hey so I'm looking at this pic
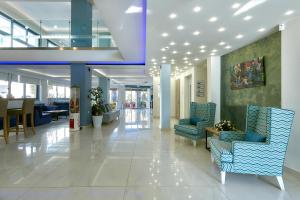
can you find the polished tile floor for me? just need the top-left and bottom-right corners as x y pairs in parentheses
(0, 109), (300, 200)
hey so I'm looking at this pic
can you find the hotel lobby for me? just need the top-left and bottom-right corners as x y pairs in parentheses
(0, 0), (300, 199)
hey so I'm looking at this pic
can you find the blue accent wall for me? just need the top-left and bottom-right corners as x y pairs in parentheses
(99, 77), (110, 104)
(71, 0), (92, 47)
(71, 64), (92, 126)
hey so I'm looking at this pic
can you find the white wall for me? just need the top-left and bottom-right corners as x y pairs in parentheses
(207, 56), (221, 122)
(281, 17), (300, 172)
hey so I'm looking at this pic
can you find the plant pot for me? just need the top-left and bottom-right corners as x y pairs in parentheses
(92, 115), (103, 128)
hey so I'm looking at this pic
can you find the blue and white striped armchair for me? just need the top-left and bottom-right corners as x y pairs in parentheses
(174, 102), (216, 146)
(209, 105), (295, 190)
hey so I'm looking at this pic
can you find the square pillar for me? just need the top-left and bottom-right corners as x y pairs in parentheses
(160, 64), (171, 129)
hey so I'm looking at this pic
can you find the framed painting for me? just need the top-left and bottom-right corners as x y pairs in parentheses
(231, 57), (265, 90)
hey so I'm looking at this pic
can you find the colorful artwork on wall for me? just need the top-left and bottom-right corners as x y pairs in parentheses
(231, 57), (265, 90)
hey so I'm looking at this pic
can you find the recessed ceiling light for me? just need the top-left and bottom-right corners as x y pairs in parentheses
(200, 49), (206, 53)
(211, 49), (218, 53)
(188, 63), (192, 66)
(162, 60), (166, 63)
(184, 61), (188, 64)
(53, 25), (58, 29)
(193, 31), (200, 35)
(161, 48), (166, 51)
(184, 42), (190, 46)
(199, 45), (206, 49)
(210, 52), (216, 56)
(177, 25), (185, 30)
(169, 42), (176, 46)
(225, 45), (232, 49)
(193, 6), (201, 13)
(209, 17), (218, 22)
(236, 34), (244, 39)
(183, 57), (188, 60)
(194, 58), (199, 61)
(243, 15), (253, 21)
(285, 10), (294, 16)
(218, 27), (226, 32)
(161, 32), (169, 37)
(219, 41), (226, 46)
(169, 13), (177, 19)
(172, 51), (177, 54)
(162, 56), (167, 59)
(258, 28), (266, 32)
(232, 3), (241, 9)
(151, 59), (156, 62)
(186, 51), (192, 55)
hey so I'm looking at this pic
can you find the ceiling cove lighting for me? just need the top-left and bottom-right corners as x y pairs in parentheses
(169, 13), (177, 19)
(218, 27), (226, 32)
(193, 6), (201, 13)
(125, 6), (143, 14)
(285, 10), (294, 16)
(258, 28), (266, 32)
(234, 0), (267, 16)
(236, 34), (244, 39)
(193, 31), (200, 35)
(243, 15), (253, 21)
(209, 17), (218, 22)
(177, 25), (185, 30)
(232, 3), (241, 9)
(161, 32), (169, 37)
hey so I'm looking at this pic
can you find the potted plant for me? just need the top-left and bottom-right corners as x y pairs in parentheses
(214, 120), (236, 131)
(89, 87), (104, 128)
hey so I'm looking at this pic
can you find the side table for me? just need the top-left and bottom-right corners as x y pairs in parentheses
(205, 127), (221, 151)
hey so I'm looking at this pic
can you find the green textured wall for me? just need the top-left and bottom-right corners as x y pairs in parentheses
(221, 31), (281, 130)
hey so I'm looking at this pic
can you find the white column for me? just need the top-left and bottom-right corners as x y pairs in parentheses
(160, 64), (171, 129)
(207, 56), (221, 122)
(41, 79), (48, 104)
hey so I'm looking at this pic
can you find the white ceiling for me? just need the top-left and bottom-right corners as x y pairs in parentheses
(147, 0), (300, 76)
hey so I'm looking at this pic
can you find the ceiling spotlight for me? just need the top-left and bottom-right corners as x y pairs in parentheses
(199, 45), (206, 49)
(184, 61), (188, 64)
(285, 10), (294, 16)
(162, 60), (166, 63)
(162, 56), (167, 59)
(161, 48), (166, 52)
(200, 49), (206, 53)
(232, 3), (241, 9)
(209, 17), (218, 22)
(225, 45), (232, 49)
(258, 28), (266, 32)
(188, 63), (193, 66)
(210, 52), (216, 56)
(151, 59), (156, 62)
(169, 13), (177, 19)
(161, 32), (169, 37)
(193, 6), (201, 12)
(172, 51), (178, 54)
(184, 42), (190, 46)
(236, 34), (244, 39)
(193, 31), (200, 35)
(183, 57), (188, 60)
(186, 51), (192, 55)
(218, 27), (226, 32)
(170, 41), (176, 46)
(177, 25), (184, 30)
(211, 49), (218, 53)
(243, 15), (253, 21)
(219, 41), (226, 46)
(194, 58), (199, 61)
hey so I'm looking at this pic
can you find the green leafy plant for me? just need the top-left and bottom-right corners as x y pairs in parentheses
(215, 120), (235, 131)
(88, 87), (104, 116)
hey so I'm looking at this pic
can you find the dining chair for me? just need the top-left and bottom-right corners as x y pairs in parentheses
(0, 99), (8, 144)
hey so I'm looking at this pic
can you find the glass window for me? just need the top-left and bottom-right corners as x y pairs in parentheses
(48, 85), (57, 98)
(47, 41), (57, 47)
(0, 15), (11, 34)
(0, 34), (11, 47)
(11, 82), (24, 98)
(57, 86), (65, 98)
(0, 80), (9, 98)
(28, 32), (39, 47)
(13, 40), (27, 47)
(65, 87), (70, 98)
(25, 84), (37, 98)
(13, 23), (26, 41)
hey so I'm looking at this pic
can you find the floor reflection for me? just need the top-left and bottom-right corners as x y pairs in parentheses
(124, 109), (152, 129)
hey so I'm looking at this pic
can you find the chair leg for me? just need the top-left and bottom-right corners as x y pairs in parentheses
(31, 114), (35, 135)
(192, 140), (197, 147)
(22, 114), (27, 137)
(221, 171), (226, 184)
(276, 176), (285, 191)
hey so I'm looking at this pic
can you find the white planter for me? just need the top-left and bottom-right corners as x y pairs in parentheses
(92, 115), (103, 128)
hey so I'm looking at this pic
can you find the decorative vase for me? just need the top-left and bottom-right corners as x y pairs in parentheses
(92, 115), (103, 128)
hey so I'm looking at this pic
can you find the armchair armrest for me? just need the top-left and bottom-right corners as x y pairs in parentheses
(178, 118), (190, 125)
(220, 131), (245, 142)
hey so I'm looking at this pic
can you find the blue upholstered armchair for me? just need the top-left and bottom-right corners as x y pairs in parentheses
(174, 102), (216, 146)
(210, 105), (295, 190)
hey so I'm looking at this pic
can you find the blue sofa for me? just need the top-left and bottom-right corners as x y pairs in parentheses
(210, 105), (295, 190)
(174, 102), (216, 146)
